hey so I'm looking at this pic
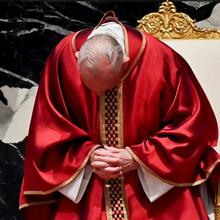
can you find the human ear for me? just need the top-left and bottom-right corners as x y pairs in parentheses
(123, 56), (130, 64)
(75, 51), (79, 58)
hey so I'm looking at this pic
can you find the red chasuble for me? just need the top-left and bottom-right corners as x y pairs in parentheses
(19, 12), (220, 220)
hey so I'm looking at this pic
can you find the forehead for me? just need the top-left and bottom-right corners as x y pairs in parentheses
(79, 64), (120, 93)
(80, 64), (113, 81)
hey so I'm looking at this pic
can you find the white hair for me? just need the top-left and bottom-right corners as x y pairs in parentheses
(77, 35), (124, 75)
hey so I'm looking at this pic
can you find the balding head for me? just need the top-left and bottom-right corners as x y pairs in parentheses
(76, 35), (129, 95)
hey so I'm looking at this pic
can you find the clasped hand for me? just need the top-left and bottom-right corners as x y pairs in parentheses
(90, 145), (139, 180)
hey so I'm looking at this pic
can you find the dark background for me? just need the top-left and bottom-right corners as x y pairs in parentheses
(0, 1), (219, 219)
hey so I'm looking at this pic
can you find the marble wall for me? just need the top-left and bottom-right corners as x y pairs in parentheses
(0, 1), (220, 219)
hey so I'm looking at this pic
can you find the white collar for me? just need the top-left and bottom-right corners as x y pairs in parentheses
(87, 22), (125, 54)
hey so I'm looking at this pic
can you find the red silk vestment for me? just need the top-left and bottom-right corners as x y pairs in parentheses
(19, 12), (220, 220)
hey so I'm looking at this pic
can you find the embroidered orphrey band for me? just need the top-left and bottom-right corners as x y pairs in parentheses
(100, 86), (128, 220)
(215, 180), (220, 220)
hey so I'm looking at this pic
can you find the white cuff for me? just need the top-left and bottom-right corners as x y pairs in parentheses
(215, 145), (220, 154)
(138, 167), (173, 202)
(58, 164), (92, 203)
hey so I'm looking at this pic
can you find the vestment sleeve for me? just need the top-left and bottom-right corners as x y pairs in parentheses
(58, 165), (92, 203)
(137, 166), (173, 202)
(22, 35), (100, 195)
(127, 53), (220, 186)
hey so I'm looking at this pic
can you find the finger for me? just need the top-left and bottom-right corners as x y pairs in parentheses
(99, 167), (122, 174)
(93, 155), (121, 165)
(94, 169), (120, 178)
(91, 161), (110, 169)
(93, 148), (113, 157)
(94, 151), (117, 158)
(94, 170), (123, 180)
(104, 145), (121, 153)
(93, 148), (107, 154)
(90, 151), (95, 163)
(94, 166), (121, 173)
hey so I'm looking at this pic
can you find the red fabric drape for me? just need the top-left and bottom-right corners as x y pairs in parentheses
(20, 12), (220, 220)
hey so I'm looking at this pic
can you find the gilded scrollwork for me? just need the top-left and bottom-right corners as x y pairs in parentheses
(137, 0), (220, 39)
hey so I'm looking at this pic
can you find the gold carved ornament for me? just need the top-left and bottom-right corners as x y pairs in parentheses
(137, 0), (220, 39)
